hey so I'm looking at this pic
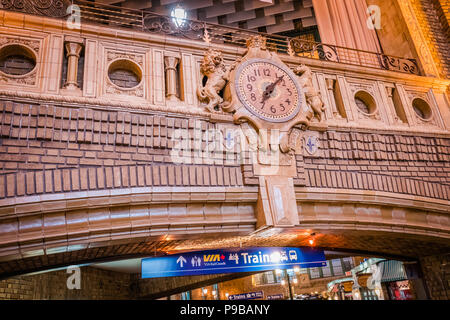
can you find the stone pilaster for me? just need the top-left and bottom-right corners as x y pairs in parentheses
(164, 55), (180, 102)
(63, 36), (84, 90)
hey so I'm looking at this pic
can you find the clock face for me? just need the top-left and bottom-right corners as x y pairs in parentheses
(235, 58), (302, 123)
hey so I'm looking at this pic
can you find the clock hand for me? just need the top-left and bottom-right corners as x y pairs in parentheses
(261, 75), (284, 103)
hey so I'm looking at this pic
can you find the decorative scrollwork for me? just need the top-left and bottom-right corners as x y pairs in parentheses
(378, 54), (419, 75)
(0, 0), (68, 17)
(289, 38), (339, 63)
(143, 14), (206, 40)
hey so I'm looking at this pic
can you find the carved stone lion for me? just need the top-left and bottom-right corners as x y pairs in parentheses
(293, 64), (325, 122)
(197, 49), (234, 112)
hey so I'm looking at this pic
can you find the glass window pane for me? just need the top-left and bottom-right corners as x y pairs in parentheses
(299, 268), (308, 274)
(287, 269), (295, 278)
(332, 259), (343, 275)
(322, 261), (332, 277)
(342, 258), (353, 272)
(310, 267), (321, 279)
(254, 274), (262, 285)
(266, 271), (275, 284)
(275, 270), (284, 283)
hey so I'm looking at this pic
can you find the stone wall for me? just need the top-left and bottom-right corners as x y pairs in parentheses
(0, 99), (244, 200)
(0, 266), (132, 300)
(420, 253), (450, 300)
(1, 99), (448, 201)
(366, 0), (416, 59)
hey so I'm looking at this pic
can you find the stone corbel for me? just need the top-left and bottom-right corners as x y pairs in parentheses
(255, 176), (300, 229)
(63, 36), (84, 91)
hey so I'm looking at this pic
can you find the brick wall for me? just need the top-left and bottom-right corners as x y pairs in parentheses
(1, 99), (448, 201)
(438, 0), (450, 24)
(420, 253), (450, 300)
(0, 275), (34, 299)
(0, 266), (132, 300)
(303, 131), (450, 200)
(410, 0), (450, 79)
(108, 69), (140, 89)
(0, 55), (35, 76)
(0, 99), (244, 199)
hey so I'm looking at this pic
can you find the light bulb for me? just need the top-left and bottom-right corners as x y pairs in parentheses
(171, 5), (187, 27)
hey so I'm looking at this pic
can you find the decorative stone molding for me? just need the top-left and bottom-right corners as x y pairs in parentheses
(395, 0), (440, 77)
(0, 38), (40, 87)
(104, 51), (145, 98)
(405, 89), (440, 126)
(348, 83), (381, 121)
(0, 0), (70, 17)
(0, 89), (211, 117)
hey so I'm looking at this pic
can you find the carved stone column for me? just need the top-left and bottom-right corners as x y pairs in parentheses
(164, 55), (180, 102)
(325, 78), (342, 119)
(64, 36), (84, 90)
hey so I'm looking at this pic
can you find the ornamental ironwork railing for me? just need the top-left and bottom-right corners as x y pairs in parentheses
(0, 0), (420, 75)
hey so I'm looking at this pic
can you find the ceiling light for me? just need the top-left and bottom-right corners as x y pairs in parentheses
(171, 4), (187, 28)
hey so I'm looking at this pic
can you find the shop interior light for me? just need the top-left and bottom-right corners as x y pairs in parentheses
(293, 266), (300, 273)
(202, 288), (208, 295)
(275, 269), (282, 274)
(308, 239), (315, 245)
(281, 279), (286, 285)
(293, 278), (298, 284)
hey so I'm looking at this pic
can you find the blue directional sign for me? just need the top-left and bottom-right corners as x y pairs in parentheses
(141, 247), (326, 279)
(228, 291), (264, 300)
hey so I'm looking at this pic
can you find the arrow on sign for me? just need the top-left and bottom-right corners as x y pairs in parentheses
(177, 256), (187, 268)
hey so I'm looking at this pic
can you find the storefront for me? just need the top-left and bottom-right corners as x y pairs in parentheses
(328, 259), (415, 300)
(380, 260), (414, 300)
(327, 278), (354, 300)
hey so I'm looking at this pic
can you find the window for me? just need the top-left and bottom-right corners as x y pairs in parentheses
(309, 267), (321, 279)
(286, 268), (295, 279)
(412, 98), (432, 120)
(0, 44), (36, 76)
(354, 90), (377, 115)
(322, 261), (332, 277)
(342, 257), (354, 273)
(107, 59), (142, 89)
(355, 97), (370, 114)
(332, 259), (344, 276)
(181, 291), (191, 300)
(265, 271), (276, 284)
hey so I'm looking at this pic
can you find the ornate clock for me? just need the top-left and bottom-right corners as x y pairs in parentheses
(234, 58), (302, 123)
(197, 35), (324, 154)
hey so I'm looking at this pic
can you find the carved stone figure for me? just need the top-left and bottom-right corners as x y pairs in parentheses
(197, 49), (234, 112)
(293, 64), (325, 122)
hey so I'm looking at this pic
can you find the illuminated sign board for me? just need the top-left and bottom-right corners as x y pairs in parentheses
(141, 247), (326, 279)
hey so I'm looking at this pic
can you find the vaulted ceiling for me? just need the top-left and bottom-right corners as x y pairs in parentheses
(95, 0), (317, 34)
